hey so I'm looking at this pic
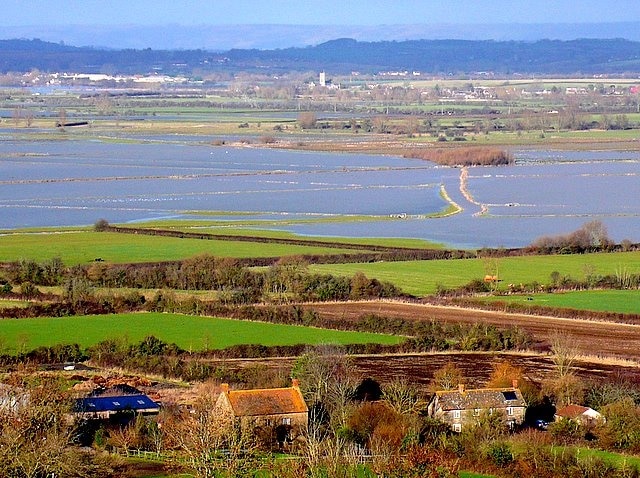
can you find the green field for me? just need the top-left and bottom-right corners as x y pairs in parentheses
(0, 299), (29, 309)
(0, 230), (369, 264)
(554, 447), (640, 470)
(0, 313), (403, 354)
(117, 224), (443, 249)
(481, 290), (640, 314)
(311, 252), (640, 297)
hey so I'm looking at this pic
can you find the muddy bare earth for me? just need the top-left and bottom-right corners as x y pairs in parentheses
(197, 351), (639, 391)
(303, 301), (640, 361)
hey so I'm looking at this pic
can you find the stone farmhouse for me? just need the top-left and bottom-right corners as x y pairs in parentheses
(215, 379), (308, 446)
(428, 380), (527, 432)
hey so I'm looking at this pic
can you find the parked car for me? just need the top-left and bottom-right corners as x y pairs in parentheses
(535, 419), (549, 430)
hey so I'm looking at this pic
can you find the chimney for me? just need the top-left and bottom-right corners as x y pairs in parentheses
(221, 383), (229, 393)
(458, 383), (465, 393)
(292, 378), (300, 388)
(512, 379), (519, 389)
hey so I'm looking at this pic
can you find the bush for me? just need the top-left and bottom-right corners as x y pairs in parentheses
(20, 281), (40, 299)
(94, 218), (110, 231)
(548, 418), (585, 444)
(486, 441), (513, 467)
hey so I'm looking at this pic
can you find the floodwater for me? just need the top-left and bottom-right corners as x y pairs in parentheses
(1, 133), (639, 248)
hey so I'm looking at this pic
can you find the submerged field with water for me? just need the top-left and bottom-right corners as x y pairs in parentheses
(1, 132), (639, 248)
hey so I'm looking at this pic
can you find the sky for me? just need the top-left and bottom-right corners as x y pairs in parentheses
(3, 0), (640, 26)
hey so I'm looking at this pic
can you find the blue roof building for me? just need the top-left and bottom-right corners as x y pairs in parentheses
(75, 393), (160, 419)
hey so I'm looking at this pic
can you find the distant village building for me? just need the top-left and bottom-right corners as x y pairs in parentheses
(215, 380), (308, 446)
(319, 71), (326, 87)
(428, 380), (527, 432)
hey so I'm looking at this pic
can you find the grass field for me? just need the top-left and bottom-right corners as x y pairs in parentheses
(480, 290), (640, 314)
(311, 251), (640, 297)
(0, 230), (370, 264)
(118, 223), (444, 249)
(555, 447), (640, 470)
(0, 312), (403, 354)
(0, 299), (29, 309)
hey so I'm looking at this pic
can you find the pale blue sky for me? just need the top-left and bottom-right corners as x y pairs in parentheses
(3, 0), (640, 26)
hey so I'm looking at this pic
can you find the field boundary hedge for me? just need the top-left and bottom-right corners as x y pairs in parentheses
(428, 296), (640, 325)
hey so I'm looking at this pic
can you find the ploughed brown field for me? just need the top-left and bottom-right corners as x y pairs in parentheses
(304, 301), (640, 362)
(198, 352), (639, 390)
(192, 300), (640, 390)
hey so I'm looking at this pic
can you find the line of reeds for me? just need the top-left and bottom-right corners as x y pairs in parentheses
(405, 147), (514, 166)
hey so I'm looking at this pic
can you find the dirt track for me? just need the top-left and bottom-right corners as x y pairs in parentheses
(303, 301), (640, 362)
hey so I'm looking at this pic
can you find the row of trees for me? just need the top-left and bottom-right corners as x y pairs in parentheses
(1, 255), (400, 304)
(531, 220), (615, 254)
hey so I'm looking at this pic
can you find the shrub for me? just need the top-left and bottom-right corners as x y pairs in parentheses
(548, 417), (585, 444)
(486, 441), (513, 467)
(20, 281), (40, 299)
(94, 218), (110, 231)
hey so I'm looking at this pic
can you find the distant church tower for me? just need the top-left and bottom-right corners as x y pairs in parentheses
(319, 71), (326, 87)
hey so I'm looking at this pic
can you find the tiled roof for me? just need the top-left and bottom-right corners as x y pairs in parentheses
(226, 387), (308, 417)
(435, 387), (526, 410)
(555, 404), (591, 419)
(75, 394), (160, 413)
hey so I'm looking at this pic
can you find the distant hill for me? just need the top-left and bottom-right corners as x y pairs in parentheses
(2, 37), (640, 75)
(226, 38), (640, 75)
(4, 22), (640, 50)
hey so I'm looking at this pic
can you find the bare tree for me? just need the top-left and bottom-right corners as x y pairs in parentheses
(382, 379), (428, 416)
(550, 331), (579, 378)
(291, 346), (358, 430)
(165, 393), (257, 478)
(430, 362), (464, 391)
(0, 382), (112, 477)
(57, 108), (67, 130)
(297, 111), (317, 129)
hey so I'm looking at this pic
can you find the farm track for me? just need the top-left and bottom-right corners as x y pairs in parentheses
(302, 300), (640, 361)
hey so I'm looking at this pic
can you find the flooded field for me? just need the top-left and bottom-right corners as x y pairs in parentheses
(1, 133), (639, 248)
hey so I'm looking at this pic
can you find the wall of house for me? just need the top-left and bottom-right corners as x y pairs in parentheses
(431, 402), (526, 431)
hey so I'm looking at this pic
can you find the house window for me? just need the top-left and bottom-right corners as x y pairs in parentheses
(453, 423), (462, 433)
(507, 407), (514, 416)
(282, 417), (291, 425)
(453, 410), (461, 419)
(473, 408), (480, 417)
